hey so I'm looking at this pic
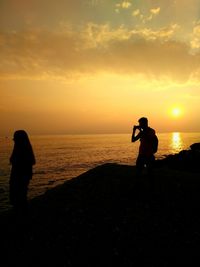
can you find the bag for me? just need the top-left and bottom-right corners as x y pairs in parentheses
(152, 134), (158, 154)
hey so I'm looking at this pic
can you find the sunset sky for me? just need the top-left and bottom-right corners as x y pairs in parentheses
(1, 0), (200, 135)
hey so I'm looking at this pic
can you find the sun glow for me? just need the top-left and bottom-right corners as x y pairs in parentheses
(171, 107), (182, 118)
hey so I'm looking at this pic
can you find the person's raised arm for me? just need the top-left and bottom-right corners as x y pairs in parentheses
(131, 126), (141, 142)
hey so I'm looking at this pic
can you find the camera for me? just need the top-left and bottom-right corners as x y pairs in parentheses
(134, 125), (141, 130)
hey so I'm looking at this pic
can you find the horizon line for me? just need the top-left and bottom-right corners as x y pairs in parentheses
(1, 131), (200, 137)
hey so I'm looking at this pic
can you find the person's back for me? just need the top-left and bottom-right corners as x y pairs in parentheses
(139, 126), (156, 157)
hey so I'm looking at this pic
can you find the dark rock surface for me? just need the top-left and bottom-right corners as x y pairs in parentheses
(156, 142), (200, 172)
(1, 155), (200, 266)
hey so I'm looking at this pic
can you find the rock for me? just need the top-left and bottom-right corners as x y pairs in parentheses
(190, 143), (200, 151)
(156, 143), (200, 171)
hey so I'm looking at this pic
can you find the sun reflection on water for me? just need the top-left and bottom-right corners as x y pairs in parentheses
(171, 132), (183, 153)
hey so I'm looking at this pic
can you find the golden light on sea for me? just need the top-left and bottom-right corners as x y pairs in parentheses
(171, 132), (183, 152)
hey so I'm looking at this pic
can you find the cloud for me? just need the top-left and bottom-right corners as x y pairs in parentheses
(150, 7), (160, 15)
(121, 1), (132, 9)
(132, 9), (140, 17)
(132, 6), (161, 23)
(79, 23), (180, 47)
(0, 23), (199, 82)
(190, 24), (200, 50)
(116, 1), (132, 10)
(134, 24), (180, 41)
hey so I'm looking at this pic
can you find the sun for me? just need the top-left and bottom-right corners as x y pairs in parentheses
(171, 107), (182, 118)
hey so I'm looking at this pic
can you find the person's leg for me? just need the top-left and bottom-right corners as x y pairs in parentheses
(19, 179), (30, 213)
(136, 155), (145, 176)
(9, 179), (17, 206)
(146, 155), (155, 190)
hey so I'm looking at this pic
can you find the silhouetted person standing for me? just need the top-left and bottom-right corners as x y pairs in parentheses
(9, 130), (36, 213)
(132, 117), (158, 179)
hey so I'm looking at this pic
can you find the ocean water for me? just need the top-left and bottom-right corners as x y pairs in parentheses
(0, 132), (200, 212)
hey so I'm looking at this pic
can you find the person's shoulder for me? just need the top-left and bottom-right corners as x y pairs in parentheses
(148, 127), (156, 135)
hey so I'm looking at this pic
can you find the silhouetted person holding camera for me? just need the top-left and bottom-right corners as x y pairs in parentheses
(132, 117), (158, 180)
(9, 130), (36, 213)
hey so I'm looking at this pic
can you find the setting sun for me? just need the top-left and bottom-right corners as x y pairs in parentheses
(171, 107), (182, 118)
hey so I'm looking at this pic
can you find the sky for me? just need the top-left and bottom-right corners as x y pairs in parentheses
(1, 0), (200, 135)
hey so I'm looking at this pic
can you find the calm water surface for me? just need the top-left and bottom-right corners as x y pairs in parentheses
(0, 132), (200, 212)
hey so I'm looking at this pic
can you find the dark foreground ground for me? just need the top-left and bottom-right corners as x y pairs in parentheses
(1, 163), (200, 266)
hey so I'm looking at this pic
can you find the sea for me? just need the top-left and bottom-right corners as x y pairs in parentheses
(0, 132), (200, 212)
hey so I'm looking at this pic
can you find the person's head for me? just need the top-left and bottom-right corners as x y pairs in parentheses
(138, 117), (148, 129)
(13, 130), (31, 146)
(11, 130), (35, 164)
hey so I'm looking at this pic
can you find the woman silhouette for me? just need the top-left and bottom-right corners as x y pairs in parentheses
(9, 130), (36, 212)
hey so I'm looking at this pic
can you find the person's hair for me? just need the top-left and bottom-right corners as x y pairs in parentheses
(10, 130), (36, 165)
(138, 117), (148, 124)
(13, 130), (31, 145)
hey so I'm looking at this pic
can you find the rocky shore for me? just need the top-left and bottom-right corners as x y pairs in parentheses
(156, 142), (200, 172)
(1, 144), (200, 266)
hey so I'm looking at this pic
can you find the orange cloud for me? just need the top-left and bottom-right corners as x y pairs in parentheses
(116, 1), (132, 9)
(150, 7), (161, 15)
(0, 24), (199, 82)
(191, 24), (200, 50)
(132, 9), (140, 16)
